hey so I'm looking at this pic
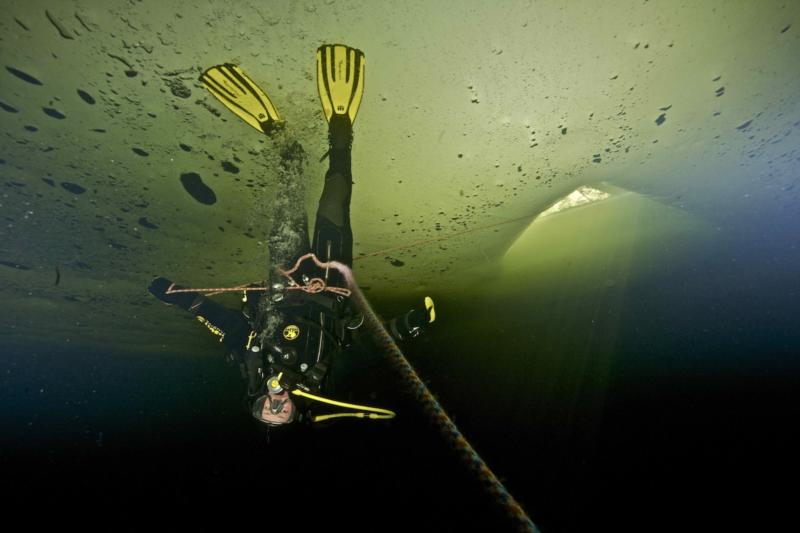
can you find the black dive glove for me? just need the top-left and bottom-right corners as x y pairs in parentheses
(148, 277), (200, 310)
(388, 296), (436, 340)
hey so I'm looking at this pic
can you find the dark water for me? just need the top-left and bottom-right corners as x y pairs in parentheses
(403, 221), (800, 531)
(1, 342), (513, 530)
(2, 227), (798, 532)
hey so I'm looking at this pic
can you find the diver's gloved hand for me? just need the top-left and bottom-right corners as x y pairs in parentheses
(388, 296), (436, 341)
(423, 296), (436, 324)
(406, 296), (436, 331)
(148, 277), (198, 309)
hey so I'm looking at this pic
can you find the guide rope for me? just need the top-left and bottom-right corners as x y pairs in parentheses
(295, 253), (539, 532)
(164, 253), (538, 531)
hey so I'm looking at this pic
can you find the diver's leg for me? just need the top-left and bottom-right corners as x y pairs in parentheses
(312, 114), (354, 274)
(308, 115), (355, 373)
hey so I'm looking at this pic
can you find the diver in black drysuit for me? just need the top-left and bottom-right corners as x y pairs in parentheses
(148, 115), (433, 426)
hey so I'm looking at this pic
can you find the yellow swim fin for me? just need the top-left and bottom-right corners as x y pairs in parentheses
(199, 63), (283, 135)
(316, 44), (365, 125)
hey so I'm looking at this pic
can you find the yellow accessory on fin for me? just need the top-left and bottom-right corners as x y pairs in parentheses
(316, 44), (365, 124)
(199, 63), (283, 135)
(425, 296), (436, 323)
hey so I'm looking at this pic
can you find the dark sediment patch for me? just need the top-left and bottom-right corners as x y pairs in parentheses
(561, 127), (567, 135)
(179, 143), (192, 152)
(659, 105), (672, 111)
(0, 260), (31, 270)
(77, 89), (95, 104)
(43, 107), (66, 119)
(60, 182), (86, 194)
(387, 257), (405, 267)
(42, 178), (55, 186)
(108, 239), (127, 250)
(132, 147), (149, 157)
(24, 125), (38, 132)
(75, 13), (93, 32)
(125, 69), (139, 78)
(180, 172), (217, 205)
(45, 10), (75, 40)
(108, 53), (133, 68)
(736, 120), (753, 131)
(221, 161), (240, 174)
(6, 66), (42, 85)
(0, 100), (18, 113)
(91, 128), (106, 133)
(165, 78), (191, 98)
(655, 113), (666, 126)
(138, 217), (159, 229)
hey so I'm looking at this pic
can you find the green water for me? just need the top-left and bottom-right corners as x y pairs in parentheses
(1, 1), (799, 531)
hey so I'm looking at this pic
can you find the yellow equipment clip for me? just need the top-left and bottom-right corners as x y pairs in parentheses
(196, 315), (225, 342)
(245, 330), (257, 350)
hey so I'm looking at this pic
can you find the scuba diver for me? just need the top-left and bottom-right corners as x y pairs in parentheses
(148, 44), (435, 427)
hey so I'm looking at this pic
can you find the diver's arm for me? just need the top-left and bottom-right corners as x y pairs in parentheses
(148, 277), (253, 352)
(148, 276), (201, 309)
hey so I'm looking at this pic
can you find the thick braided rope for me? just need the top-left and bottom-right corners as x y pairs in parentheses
(309, 257), (539, 532)
(166, 252), (538, 529)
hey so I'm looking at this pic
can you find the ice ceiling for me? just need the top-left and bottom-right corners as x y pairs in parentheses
(1, 0), (798, 349)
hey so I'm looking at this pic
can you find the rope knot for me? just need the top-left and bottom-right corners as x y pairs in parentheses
(303, 278), (325, 293)
(277, 253), (352, 298)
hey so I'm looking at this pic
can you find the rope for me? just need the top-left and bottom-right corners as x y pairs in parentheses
(277, 253), (352, 297)
(296, 254), (539, 532)
(163, 212), (538, 297)
(353, 211), (537, 261)
(162, 253), (538, 530)
(165, 210), (538, 298)
(162, 253), (353, 298)
(165, 283), (269, 297)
